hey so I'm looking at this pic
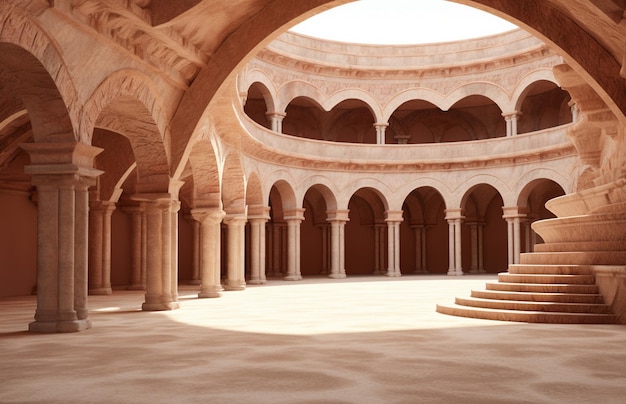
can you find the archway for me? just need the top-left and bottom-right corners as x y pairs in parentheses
(346, 188), (387, 275)
(462, 184), (507, 273)
(401, 187), (448, 274)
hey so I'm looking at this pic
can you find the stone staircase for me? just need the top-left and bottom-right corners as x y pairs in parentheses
(436, 245), (621, 324)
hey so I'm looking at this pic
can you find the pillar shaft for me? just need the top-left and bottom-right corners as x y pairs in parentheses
(23, 142), (102, 333)
(248, 206), (271, 285)
(327, 210), (349, 279)
(88, 201), (115, 294)
(385, 210), (403, 277)
(224, 214), (247, 291)
(135, 196), (180, 311)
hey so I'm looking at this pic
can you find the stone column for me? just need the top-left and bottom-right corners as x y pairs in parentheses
(374, 123), (388, 144)
(503, 207), (526, 266)
(284, 208), (305, 281)
(319, 223), (330, 275)
(445, 209), (464, 276)
(266, 112), (286, 133)
(223, 214), (247, 291)
(88, 200), (115, 295)
(248, 205), (271, 285)
(478, 222), (485, 273)
(124, 206), (145, 290)
(411, 225), (428, 273)
(327, 210), (349, 279)
(132, 195), (180, 311)
(502, 112), (520, 136)
(385, 210), (403, 277)
(191, 208), (225, 298)
(187, 215), (201, 285)
(468, 222), (479, 273)
(373, 223), (386, 274)
(23, 142), (103, 333)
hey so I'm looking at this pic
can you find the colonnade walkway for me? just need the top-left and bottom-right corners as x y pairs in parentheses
(2, 275), (626, 403)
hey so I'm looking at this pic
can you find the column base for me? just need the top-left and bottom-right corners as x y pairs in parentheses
(142, 302), (180, 311)
(247, 279), (267, 285)
(29, 319), (92, 333)
(447, 270), (464, 276)
(385, 271), (402, 277)
(198, 291), (222, 298)
(328, 273), (347, 279)
(89, 287), (112, 295)
(126, 284), (145, 290)
(284, 275), (303, 281)
(223, 282), (246, 291)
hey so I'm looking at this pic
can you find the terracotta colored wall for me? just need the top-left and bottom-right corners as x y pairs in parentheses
(345, 212), (376, 275)
(0, 191), (37, 297)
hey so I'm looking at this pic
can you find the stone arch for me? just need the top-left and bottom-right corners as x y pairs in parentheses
(401, 186), (449, 274)
(276, 80), (326, 112)
(342, 178), (391, 211)
(246, 172), (265, 207)
(383, 88), (447, 121)
(86, 70), (171, 192)
(461, 183), (508, 273)
(511, 69), (561, 111)
(442, 82), (510, 113)
(516, 168), (573, 204)
(298, 176), (339, 211)
(270, 179), (298, 213)
(324, 89), (383, 123)
(0, 4), (80, 143)
(457, 175), (513, 209)
(243, 81), (277, 130)
(458, 0), (625, 125)
(222, 151), (246, 214)
(188, 139), (221, 208)
(239, 69), (278, 112)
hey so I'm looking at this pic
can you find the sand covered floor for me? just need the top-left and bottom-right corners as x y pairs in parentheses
(2, 275), (626, 403)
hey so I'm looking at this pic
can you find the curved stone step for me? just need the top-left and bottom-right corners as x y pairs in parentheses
(470, 289), (605, 304)
(508, 264), (593, 275)
(534, 240), (626, 253)
(498, 273), (595, 285)
(455, 297), (611, 314)
(436, 304), (617, 324)
(520, 251), (626, 265)
(485, 282), (599, 294)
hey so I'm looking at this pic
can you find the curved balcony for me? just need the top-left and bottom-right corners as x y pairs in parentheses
(235, 103), (576, 172)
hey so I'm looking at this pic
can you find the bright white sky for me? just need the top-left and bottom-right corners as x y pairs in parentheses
(290, 0), (518, 45)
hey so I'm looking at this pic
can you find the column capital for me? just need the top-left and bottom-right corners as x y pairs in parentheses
(384, 210), (403, 222)
(502, 206), (527, 219)
(284, 208), (306, 222)
(501, 111), (521, 119)
(326, 209), (350, 222)
(444, 208), (464, 220)
(191, 207), (226, 224)
(373, 122), (389, 129)
(265, 111), (286, 119)
(223, 212), (247, 225)
(248, 205), (271, 220)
